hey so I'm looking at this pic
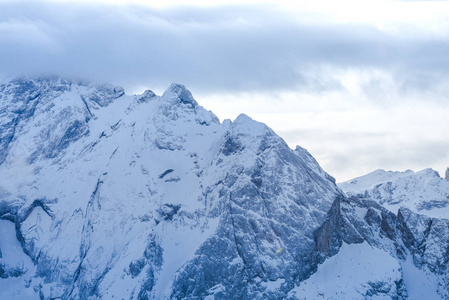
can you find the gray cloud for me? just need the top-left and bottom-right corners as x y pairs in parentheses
(2, 1), (449, 181)
(277, 127), (449, 182)
(1, 1), (449, 97)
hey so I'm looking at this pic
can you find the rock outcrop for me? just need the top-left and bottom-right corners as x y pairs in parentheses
(0, 77), (448, 299)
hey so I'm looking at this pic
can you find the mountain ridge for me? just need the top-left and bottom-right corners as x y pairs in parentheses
(0, 77), (448, 299)
(339, 168), (449, 219)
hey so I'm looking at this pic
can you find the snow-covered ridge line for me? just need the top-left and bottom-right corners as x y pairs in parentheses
(1, 77), (449, 299)
(339, 168), (449, 219)
(0, 77), (342, 299)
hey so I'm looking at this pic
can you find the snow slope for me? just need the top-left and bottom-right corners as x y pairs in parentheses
(1, 77), (448, 299)
(0, 77), (341, 299)
(290, 242), (403, 299)
(291, 241), (441, 300)
(0, 220), (38, 300)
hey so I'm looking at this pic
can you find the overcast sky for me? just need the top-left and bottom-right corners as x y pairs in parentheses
(1, 0), (448, 182)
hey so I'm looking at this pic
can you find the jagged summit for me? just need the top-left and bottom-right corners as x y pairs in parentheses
(0, 77), (342, 299)
(230, 113), (269, 135)
(446, 167), (449, 181)
(138, 89), (157, 103)
(1, 77), (449, 299)
(162, 83), (198, 109)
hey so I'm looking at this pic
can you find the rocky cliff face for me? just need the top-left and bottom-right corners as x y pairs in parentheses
(0, 77), (341, 299)
(0, 77), (448, 299)
(301, 195), (449, 298)
(336, 170), (449, 299)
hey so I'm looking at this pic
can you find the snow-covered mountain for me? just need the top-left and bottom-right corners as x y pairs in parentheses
(0, 77), (448, 299)
(335, 169), (449, 299)
(339, 168), (449, 219)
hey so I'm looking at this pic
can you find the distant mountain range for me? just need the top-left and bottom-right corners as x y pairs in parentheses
(0, 77), (448, 299)
(339, 168), (449, 219)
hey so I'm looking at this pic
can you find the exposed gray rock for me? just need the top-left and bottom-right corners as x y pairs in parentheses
(0, 77), (448, 299)
(313, 194), (449, 298)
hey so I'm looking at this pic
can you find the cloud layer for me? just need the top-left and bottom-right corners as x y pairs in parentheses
(1, 1), (448, 181)
(1, 2), (449, 95)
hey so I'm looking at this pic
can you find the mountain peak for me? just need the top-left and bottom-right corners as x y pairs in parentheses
(2, 77), (448, 299)
(162, 83), (198, 109)
(446, 167), (449, 181)
(231, 113), (268, 135)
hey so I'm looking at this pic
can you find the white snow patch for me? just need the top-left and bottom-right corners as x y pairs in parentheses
(401, 257), (440, 299)
(0, 220), (38, 300)
(263, 278), (285, 292)
(354, 206), (368, 220)
(153, 217), (220, 299)
(289, 242), (401, 299)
